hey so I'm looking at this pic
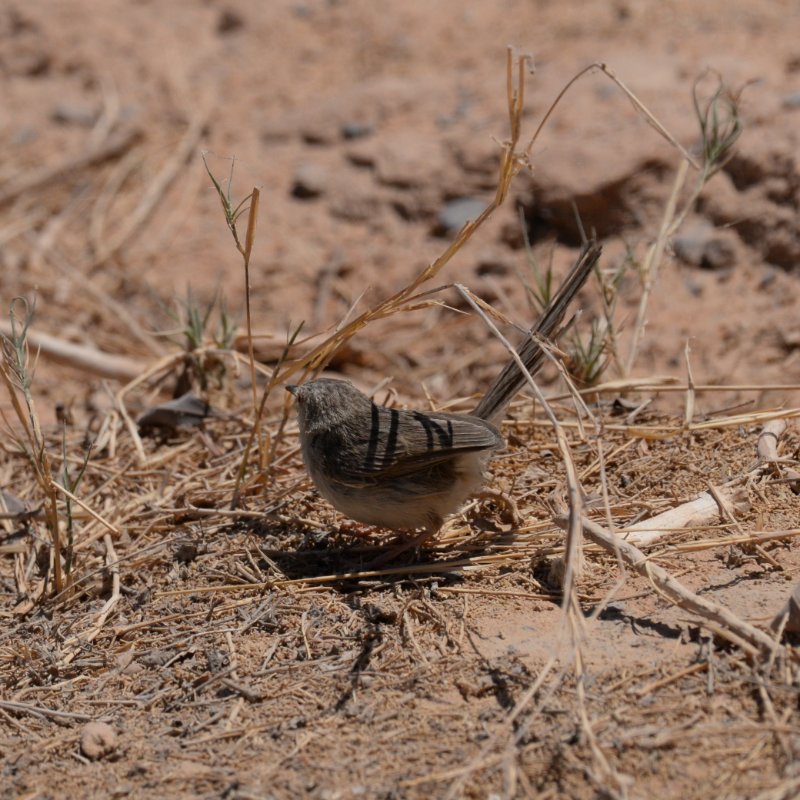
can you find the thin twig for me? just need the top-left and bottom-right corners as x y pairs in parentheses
(570, 515), (784, 657)
(0, 127), (141, 206)
(625, 158), (690, 375)
(0, 322), (144, 381)
(61, 534), (121, 664)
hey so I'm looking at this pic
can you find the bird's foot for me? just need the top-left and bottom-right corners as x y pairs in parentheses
(473, 489), (521, 527)
(367, 529), (436, 569)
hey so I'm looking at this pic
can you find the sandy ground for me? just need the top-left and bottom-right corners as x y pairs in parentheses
(2, 1), (800, 798)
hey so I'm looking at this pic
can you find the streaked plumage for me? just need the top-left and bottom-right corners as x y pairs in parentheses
(288, 240), (602, 535)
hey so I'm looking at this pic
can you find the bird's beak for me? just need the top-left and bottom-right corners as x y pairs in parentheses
(286, 384), (298, 396)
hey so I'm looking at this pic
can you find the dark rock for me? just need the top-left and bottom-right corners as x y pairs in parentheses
(341, 121), (374, 140)
(390, 185), (440, 222)
(2, 44), (50, 77)
(301, 127), (335, 146)
(51, 103), (97, 127)
(137, 392), (212, 435)
(476, 260), (510, 276)
(291, 162), (328, 199)
(217, 8), (244, 34)
(346, 146), (377, 169)
(474, 246), (514, 276)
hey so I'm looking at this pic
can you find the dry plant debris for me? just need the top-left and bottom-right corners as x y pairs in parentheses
(1, 35), (799, 800)
(2, 377), (800, 797)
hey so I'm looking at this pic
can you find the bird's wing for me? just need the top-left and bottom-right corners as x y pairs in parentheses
(346, 408), (502, 480)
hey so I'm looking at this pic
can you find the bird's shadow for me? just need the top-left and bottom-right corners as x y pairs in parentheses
(249, 516), (514, 587)
(593, 603), (684, 641)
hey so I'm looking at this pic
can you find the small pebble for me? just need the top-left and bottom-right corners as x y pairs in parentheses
(80, 721), (117, 761)
(782, 91), (800, 109)
(341, 121), (374, 140)
(673, 222), (735, 270)
(435, 197), (486, 236)
(51, 103), (97, 127)
(217, 8), (244, 34)
(291, 162), (328, 199)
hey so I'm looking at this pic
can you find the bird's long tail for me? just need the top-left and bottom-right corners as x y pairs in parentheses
(473, 240), (603, 424)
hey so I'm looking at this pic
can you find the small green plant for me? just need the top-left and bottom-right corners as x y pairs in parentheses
(0, 298), (64, 594)
(566, 248), (629, 385)
(163, 287), (238, 394)
(566, 318), (609, 387)
(516, 209), (626, 387)
(693, 72), (743, 178)
(203, 153), (272, 504)
(202, 153), (259, 405)
(624, 74), (744, 374)
(517, 206), (554, 314)
(61, 428), (91, 578)
(203, 154), (258, 259)
(179, 287), (236, 352)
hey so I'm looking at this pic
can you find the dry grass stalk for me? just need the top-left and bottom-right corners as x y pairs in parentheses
(0, 126), (141, 206)
(669, 528), (800, 553)
(0, 700), (92, 723)
(89, 110), (209, 268)
(624, 486), (748, 547)
(60, 533), (120, 665)
(52, 483), (120, 537)
(524, 62), (700, 169)
(521, 406), (800, 437)
(573, 515), (784, 657)
(0, 301), (64, 594)
(625, 159), (690, 376)
(0, 321), (144, 381)
(683, 339), (696, 425)
(272, 49), (531, 389)
(455, 277), (588, 598)
(624, 418), (793, 547)
(548, 378), (800, 402)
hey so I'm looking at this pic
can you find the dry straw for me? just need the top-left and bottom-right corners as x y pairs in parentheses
(0, 48), (797, 798)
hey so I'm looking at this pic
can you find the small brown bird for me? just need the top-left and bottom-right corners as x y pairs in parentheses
(288, 241), (601, 556)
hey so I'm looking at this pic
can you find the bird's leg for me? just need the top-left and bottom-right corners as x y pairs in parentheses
(368, 523), (440, 568)
(336, 520), (373, 539)
(473, 489), (521, 527)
